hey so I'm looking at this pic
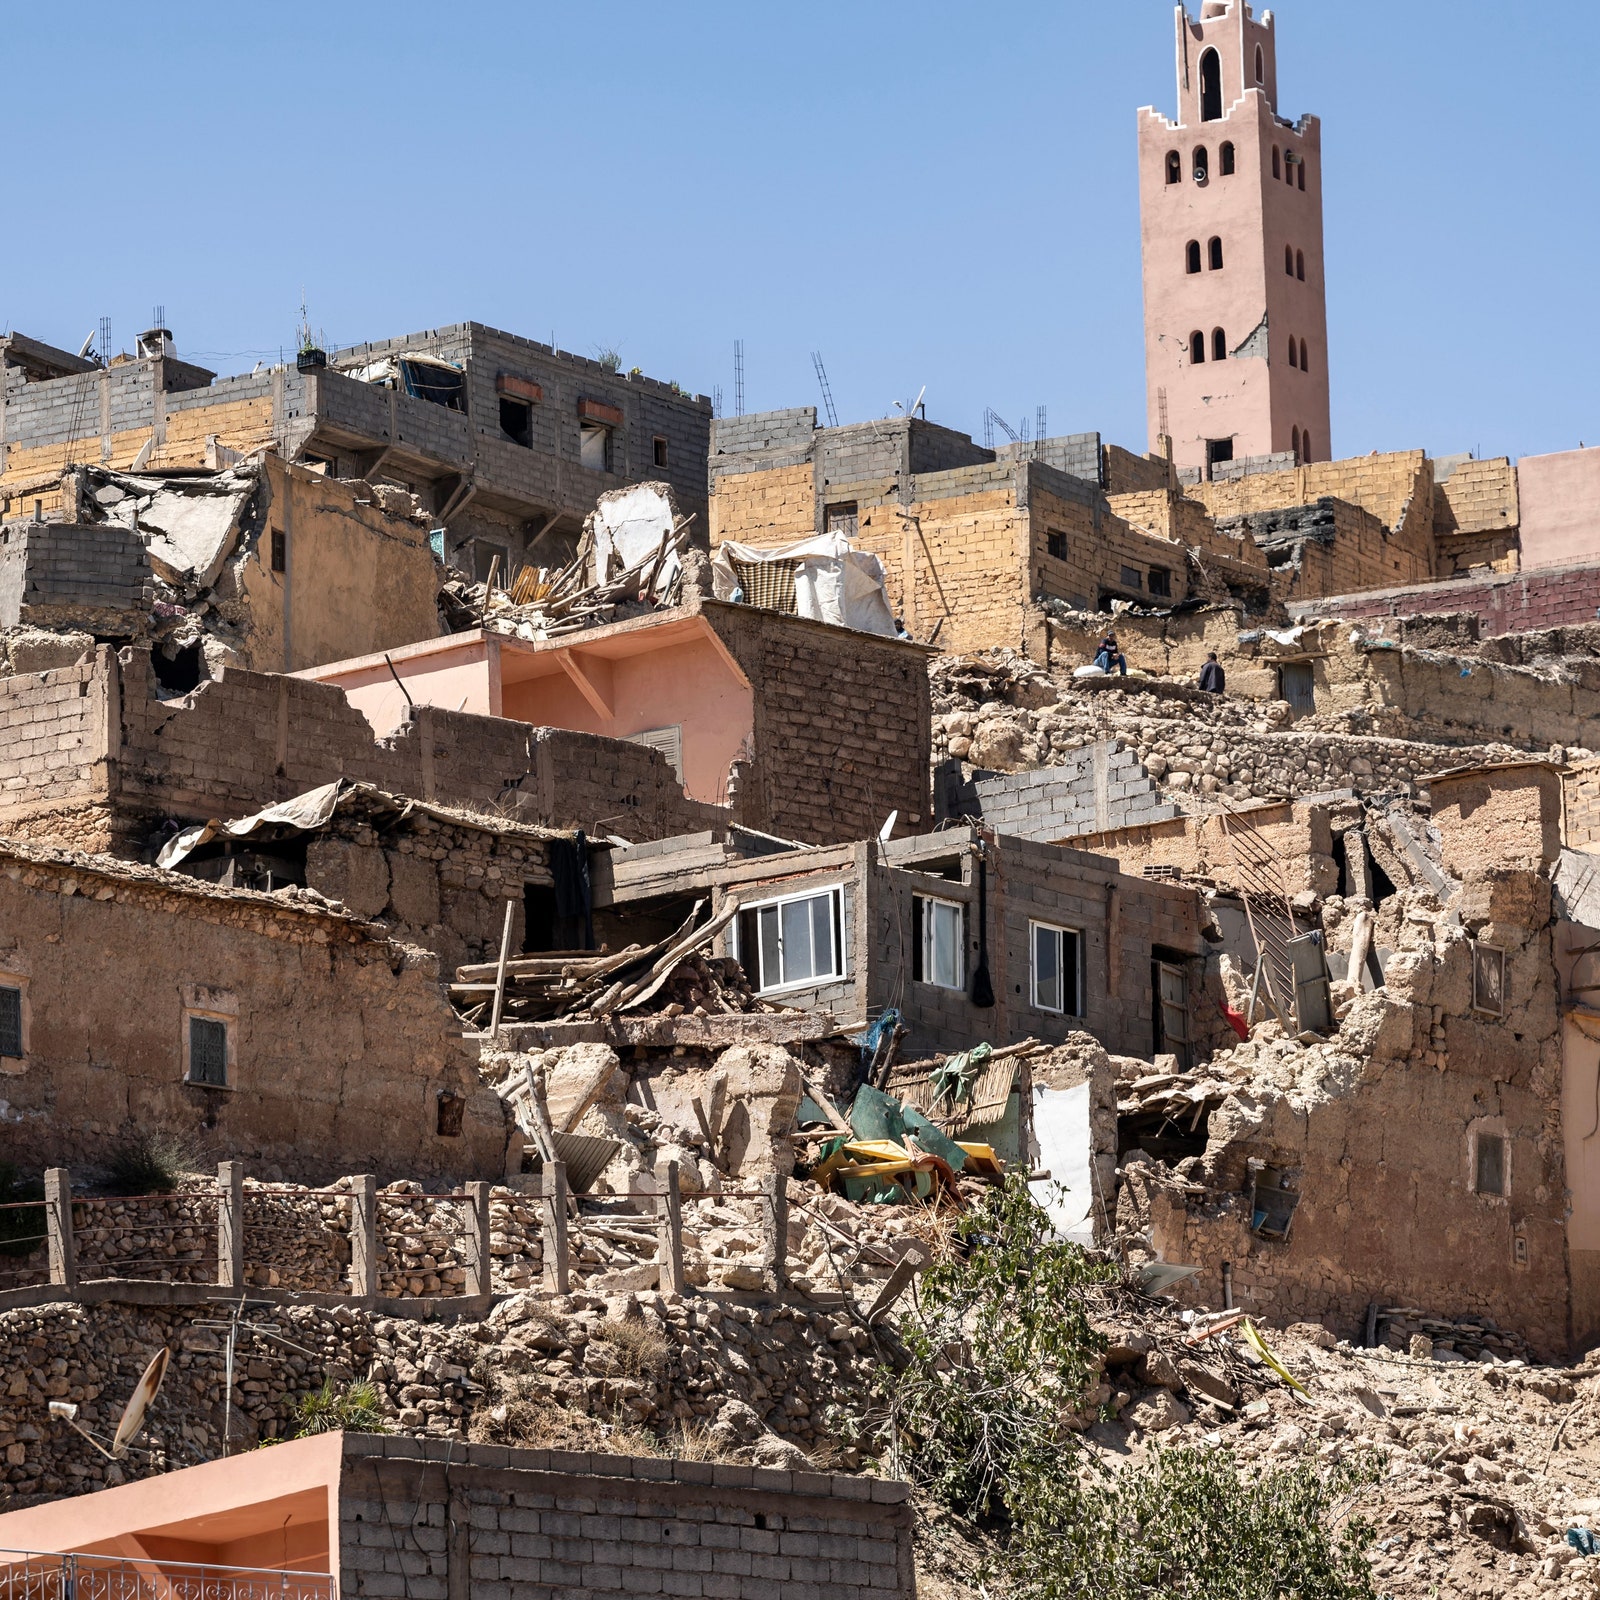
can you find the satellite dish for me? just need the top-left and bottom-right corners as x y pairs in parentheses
(112, 1347), (169, 1458)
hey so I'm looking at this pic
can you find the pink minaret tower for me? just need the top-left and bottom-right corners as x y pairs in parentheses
(1137, 2), (1330, 476)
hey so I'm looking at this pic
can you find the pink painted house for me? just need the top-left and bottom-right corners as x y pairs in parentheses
(297, 596), (935, 848)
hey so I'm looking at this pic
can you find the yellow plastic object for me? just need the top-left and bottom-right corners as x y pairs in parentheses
(1242, 1317), (1309, 1396)
(956, 1142), (1004, 1177)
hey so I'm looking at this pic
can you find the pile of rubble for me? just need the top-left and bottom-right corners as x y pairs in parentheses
(438, 480), (700, 642)
(930, 648), (1523, 807)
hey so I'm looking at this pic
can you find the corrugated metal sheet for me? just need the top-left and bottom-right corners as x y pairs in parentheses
(549, 1131), (620, 1194)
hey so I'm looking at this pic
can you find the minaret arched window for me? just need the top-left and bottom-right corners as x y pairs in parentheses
(1219, 141), (1235, 175)
(1299, 339), (1309, 372)
(1296, 250), (1306, 281)
(1212, 328), (1228, 362)
(1208, 237), (1224, 270)
(1298, 160), (1306, 191)
(1288, 339), (1298, 369)
(1193, 146), (1209, 182)
(1292, 426), (1302, 461)
(1190, 331), (1207, 365)
(1272, 146), (1281, 179)
(1186, 240), (1202, 274)
(1166, 150), (1182, 184)
(1285, 245), (1294, 275)
(1302, 430), (1314, 462)
(1199, 48), (1223, 121)
(1255, 45), (1265, 84)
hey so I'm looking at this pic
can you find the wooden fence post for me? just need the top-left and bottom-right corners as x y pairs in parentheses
(217, 1160), (244, 1291)
(542, 1161), (569, 1294)
(759, 1172), (788, 1294)
(465, 1180), (493, 1298)
(656, 1160), (685, 1296)
(349, 1175), (378, 1302)
(44, 1168), (75, 1291)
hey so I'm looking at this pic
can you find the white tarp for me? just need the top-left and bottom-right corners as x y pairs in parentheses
(588, 482), (681, 601)
(712, 533), (897, 637)
(157, 780), (346, 870)
(1029, 1082), (1095, 1244)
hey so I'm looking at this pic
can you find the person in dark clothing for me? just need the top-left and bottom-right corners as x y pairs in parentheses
(1198, 651), (1226, 694)
(1095, 632), (1128, 676)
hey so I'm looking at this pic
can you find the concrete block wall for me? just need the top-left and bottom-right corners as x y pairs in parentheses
(711, 407), (817, 458)
(337, 1435), (916, 1600)
(938, 741), (1181, 841)
(1289, 561), (1600, 637)
(0, 522), (153, 625)
(1433, 455), (1518, 537)
(1188, 449), (1431, 545)
(995, 431), (1103, 484)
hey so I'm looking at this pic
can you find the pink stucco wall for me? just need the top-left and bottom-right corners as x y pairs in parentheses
(500, 632), (753, 807)
(0, 1430), (340, 1568)
(1517, 447), (1600, 569)
(1137, 1), (1330, 471)
(298, 618), (755, 809)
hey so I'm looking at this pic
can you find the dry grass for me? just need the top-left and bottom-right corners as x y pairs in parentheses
(593, 1317), (672, 1379)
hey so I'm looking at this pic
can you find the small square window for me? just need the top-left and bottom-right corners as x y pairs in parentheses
(270, 528), (286, 574)
(436, 1091), (465, 1138)
(913, 896), (964, 991)
(653, 436), (669, 468)
(824, 502), (859, 538)
(499, 396), (533, 448)
(0, 986), (21, 1059)
(1046, 530), (1067, 561)
(580, 421), (611, 472)
(1148, 567), (1172, 598)
(1119, 565), (1142, 590)
(1475, 1132), (1506, 1197)
(734, 888), (845, 993)
(187, 1016), (228, 1087)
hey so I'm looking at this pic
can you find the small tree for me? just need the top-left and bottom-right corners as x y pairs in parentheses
(873, 1176), (1379, 1600)
(293, 1379), (389, 1436)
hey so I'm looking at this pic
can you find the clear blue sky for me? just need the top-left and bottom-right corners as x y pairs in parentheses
(8, 2), (1594, 463)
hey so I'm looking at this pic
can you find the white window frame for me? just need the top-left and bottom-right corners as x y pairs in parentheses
(916, 895), (965, 992)
(1030, 920), (1083, 1017)
(733, 886), (846, 996)
(579, 420), (612, 472)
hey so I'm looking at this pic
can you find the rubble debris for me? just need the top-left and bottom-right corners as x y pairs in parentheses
(439, 480), (696, 641)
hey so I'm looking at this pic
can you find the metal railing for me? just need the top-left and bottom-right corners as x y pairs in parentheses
(0, 1551), (335, 1600)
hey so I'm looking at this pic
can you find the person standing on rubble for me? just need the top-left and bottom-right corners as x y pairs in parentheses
(1198, 651), (1226, 694)
(1095, 631), (1127, 676)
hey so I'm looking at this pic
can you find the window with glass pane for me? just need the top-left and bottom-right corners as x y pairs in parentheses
(0, 987), (20, 1058)
(1032, 923), (1082, 1015)
(919, 898), (963, 990)
(747, 891), (840, 990)
(1033, 924), (1062, 1012)
(188, 1016), (228, 1086)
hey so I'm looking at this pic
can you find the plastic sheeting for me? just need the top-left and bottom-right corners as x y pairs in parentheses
(156, 780), (346, 870)
(1029, 1082), (1095, 1244)
(712, 534), (898, 637)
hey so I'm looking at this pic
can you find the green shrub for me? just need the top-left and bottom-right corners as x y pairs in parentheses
(0, 1165), (44, 1259)
(105, 1133), (201, 1196)
(292, 1379), (390, 1437)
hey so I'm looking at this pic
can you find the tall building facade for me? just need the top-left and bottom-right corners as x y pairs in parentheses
(1137, 3), (1329, 475)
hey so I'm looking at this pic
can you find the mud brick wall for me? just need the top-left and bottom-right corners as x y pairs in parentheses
(338, 1435), (916, 1600)
(1291, 561), (1600, 638)
(1187, 449), (1432, 539)
(106, 647), (721, 844)
(0, 844), (506, 1184)
(1562, 765), (1600, 852)
(705, 602), (931, 844)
